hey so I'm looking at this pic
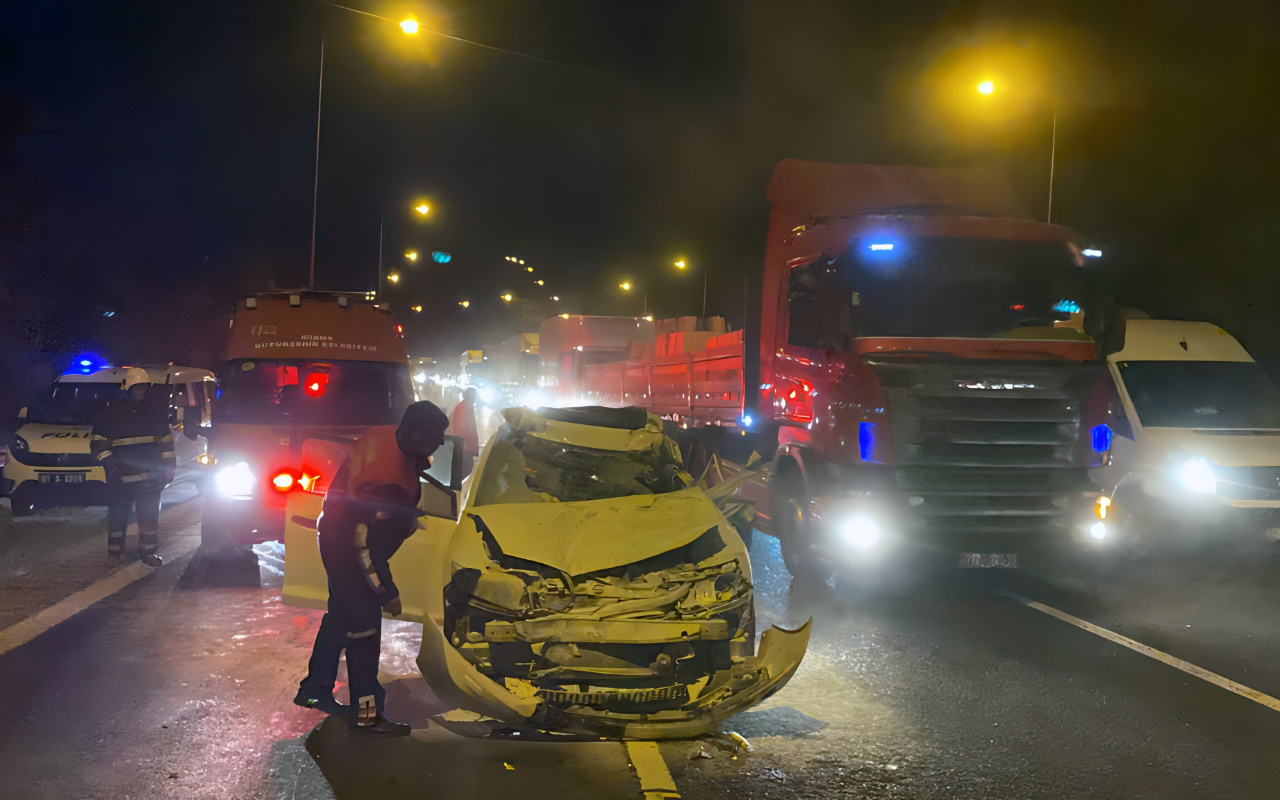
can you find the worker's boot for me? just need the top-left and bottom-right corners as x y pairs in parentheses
(107, 530), (125, 557)
(139, 530), (162, 567)
(292, 689), (350, 717)
(350, 695), (410, 737)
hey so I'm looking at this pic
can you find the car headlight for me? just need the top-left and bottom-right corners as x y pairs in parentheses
(1176, 457), (1217, 495)
(215, 461), (256, 497)
(7, 435), (29, 465)
(837, 512), (882, 552)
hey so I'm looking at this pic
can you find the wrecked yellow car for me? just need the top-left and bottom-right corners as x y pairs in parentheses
(422, 406), (810, 738)
(283, 405), (809, 739)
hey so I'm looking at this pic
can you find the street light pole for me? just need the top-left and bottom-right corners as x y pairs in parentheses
(1047, 110), (1057, 224)
(308, 35), (325, 290)
(377, 208), (384, 299)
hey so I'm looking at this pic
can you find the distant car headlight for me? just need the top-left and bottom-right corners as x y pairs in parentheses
(1176, 457), (1217, 495)
(215, 461), (256, 497)
(837, 512), (882, 552)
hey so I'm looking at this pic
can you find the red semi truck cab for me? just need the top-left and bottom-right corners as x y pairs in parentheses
(560, 160), (1115, 575)
(200, 292), (414, 551)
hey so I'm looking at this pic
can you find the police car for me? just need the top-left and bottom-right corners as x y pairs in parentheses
(2, 361), (214, 516)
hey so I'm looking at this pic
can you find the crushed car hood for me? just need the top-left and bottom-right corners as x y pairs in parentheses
(469, 487), (729, 576)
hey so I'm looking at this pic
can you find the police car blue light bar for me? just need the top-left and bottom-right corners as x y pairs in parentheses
(1082, 249), (1102, 258)
(1052, 299), (1081, 314)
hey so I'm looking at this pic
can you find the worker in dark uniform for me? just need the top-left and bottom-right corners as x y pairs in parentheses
(295, 401), (449, 736)
(91, 368), (175, 566)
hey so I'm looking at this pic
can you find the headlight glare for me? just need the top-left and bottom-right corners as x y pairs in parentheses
(215, 461), (256, 497)
(1176, 457), (1217, 495)
(837, 512), (882, 552)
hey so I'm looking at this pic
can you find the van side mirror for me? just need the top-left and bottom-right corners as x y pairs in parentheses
(17, 407), (27, 421)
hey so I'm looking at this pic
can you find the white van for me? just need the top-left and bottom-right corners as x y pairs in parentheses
(1093, 320), (1280, 538)
(2, 364), (214, 516)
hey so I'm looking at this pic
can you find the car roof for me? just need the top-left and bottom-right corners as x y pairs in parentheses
(1110, 320), (1252, 363)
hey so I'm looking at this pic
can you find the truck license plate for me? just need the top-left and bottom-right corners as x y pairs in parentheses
(39, 472), (85, 484)
(958, 552), (1019, 569)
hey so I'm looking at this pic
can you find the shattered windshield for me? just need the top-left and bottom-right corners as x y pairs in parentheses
(474, 426), (686, 505)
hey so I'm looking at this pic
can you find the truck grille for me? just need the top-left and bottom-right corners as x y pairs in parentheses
(867, 357), (1099, 535)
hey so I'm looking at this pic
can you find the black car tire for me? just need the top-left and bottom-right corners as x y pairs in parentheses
(772, 468), (832, 582)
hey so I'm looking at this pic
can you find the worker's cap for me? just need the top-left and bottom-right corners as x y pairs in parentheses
(121, 367), (151, 391)
(397, 401), (450, 457)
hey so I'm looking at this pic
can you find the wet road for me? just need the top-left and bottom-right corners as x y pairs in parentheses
(2, 492), (1279, 798)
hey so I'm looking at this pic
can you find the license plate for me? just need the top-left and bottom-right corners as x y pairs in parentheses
(39, 472), (86, 484)
(958, 552), (1019, 569)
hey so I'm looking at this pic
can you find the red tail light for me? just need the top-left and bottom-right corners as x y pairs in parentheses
(777, 378), (814, 423)
(271, 471), (295, 492)
(303, 372), (329, 398)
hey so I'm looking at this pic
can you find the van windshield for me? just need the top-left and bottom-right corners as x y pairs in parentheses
(217, 359), (413, 427)
(1118, 360), (1280, 430)
(29, 383), (120, 425)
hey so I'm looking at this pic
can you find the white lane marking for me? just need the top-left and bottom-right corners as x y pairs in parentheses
(0, 537), (199, 657)
(1000, 589), (1280, 714)
(625, 740), (680, 799)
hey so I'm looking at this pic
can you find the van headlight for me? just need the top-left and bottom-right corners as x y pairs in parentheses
(837, 512), (882, 552)
(215, 461), (256, 497)
(1176, 457), (1217, 495)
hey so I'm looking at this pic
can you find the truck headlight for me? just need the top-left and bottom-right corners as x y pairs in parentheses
(837, 512), (882, 552)
(1176, 457), (1216, 495)
(215, 461), (256, 498)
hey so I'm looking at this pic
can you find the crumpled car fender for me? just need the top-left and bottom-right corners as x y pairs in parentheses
(417, 612), (541, 723)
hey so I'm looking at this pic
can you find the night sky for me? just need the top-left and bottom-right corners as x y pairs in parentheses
(2, 0), (1280, 417)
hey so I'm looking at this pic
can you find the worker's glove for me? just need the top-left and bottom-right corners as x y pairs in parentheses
(383, 595), (403, 617)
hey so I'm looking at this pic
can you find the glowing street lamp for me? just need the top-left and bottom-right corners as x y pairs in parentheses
(977, 79), (995, 95)
(674, 259), (687, 270)
(501, 293), (513, 303)
(414, 203), (430, 216)
(387, 272), (401, 284)
(535, 279), (544, 286)
(458, 300), (470, 308)
(411, 304), (423, 313)
(399, 18), (419, 34)
(405, 250), (419, 262)
(619, 281), (632, 291)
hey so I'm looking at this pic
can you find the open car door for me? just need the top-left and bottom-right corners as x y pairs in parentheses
(282, 434), (466, 624)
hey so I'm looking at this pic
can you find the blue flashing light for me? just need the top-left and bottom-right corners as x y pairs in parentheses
(1053, 299), (1081, 314)
(869, 243), (894, 251)
(64, 352), (109, 376)
(431, 251), (452, 264)
(739, 412), (754, 429)
(1082, 248), (1102, 258)
(858, 421), (877, 463)
(1091, 424), (1113, 454)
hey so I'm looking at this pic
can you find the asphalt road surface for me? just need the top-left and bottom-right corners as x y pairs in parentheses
(2, 490), (1279, 799)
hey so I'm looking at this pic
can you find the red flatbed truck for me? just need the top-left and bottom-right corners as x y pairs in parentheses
(547, 160), (1116, 577)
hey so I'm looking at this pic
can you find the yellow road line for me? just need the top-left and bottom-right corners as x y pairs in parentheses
(625, 741), (680, 800)
(1000, 590), (1280, 714)
(0, 536), (199, 657)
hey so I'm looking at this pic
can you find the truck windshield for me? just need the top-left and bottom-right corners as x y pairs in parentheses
(217, 359), (413, 427)
(28, 383), (120, 425)
(1117, 360), (1280, 430)
(789, 237), (1097, 346)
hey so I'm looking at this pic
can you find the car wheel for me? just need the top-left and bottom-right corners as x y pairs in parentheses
(9, 500), (36, 517)
(772, 469), (832, 582)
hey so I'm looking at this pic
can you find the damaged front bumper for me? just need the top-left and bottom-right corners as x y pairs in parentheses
(417, 615), (812, 739)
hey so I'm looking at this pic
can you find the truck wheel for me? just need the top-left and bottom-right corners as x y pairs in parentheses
(9, 499), (36, 517)
(772, 470), (832, 582)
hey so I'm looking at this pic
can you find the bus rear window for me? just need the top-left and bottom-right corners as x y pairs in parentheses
(217, 360), (412, 426)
